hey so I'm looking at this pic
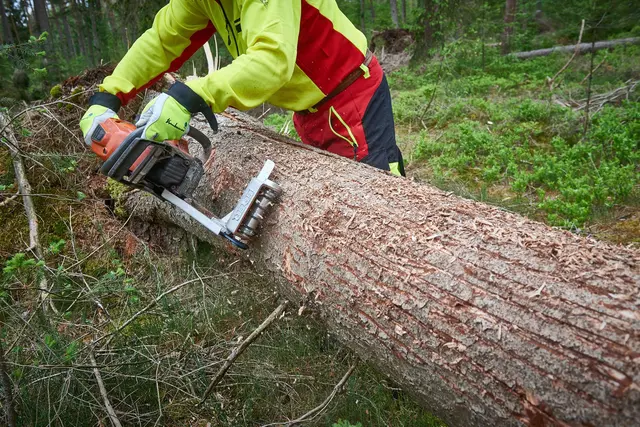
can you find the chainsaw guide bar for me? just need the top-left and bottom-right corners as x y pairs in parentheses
(91, 118), (282, 249)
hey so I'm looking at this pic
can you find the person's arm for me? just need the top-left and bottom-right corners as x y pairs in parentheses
(186, 0), (301, 112)
(100, 0), (215, 106)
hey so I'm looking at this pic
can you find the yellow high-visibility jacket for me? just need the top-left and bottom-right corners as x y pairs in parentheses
(100, 0), (368, 113)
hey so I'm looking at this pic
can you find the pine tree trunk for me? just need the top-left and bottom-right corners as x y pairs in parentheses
(73, 0), (87, 59)
(401, 0), (406, 24)
(32, 0), (50, 34)
(125, 110), (640, 427)
(0, 0), (14, 44)
(390, 0), (400, 28)
(423, 0), (438, 51)
(501, 0), (517, 54)
(89, 0), (100, 61)
(359, 0), (366, 33)
(61, 9), (76, 57)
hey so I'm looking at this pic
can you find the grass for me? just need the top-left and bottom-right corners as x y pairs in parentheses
(388, 43), (640, 235)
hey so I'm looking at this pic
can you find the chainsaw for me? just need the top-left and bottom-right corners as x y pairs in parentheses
(89, 117), (281, 249)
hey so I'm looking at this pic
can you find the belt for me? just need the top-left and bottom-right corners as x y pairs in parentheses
(299, 50), (373, 114)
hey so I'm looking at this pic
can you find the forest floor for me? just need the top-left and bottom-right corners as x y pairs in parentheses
(1, 38), (638, 427)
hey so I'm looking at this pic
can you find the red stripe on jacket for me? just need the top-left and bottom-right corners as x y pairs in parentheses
(116, 22), (216, 105)
(296, 0), (365, 95)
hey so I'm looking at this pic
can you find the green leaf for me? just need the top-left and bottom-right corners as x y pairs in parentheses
(76, 191), (86, 201)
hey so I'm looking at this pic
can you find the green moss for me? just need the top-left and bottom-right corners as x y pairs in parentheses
(105, 178), (129, 218)
(49, 84), (62, 99)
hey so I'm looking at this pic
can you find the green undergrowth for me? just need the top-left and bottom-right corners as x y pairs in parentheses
(264, 110), (301, 141)
(2, 237), (444, 426)
(389, 42), (640, 231)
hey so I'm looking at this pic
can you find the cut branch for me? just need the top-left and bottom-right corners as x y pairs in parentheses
(201, 301), (288, 402)
(90, 352), (123, 427)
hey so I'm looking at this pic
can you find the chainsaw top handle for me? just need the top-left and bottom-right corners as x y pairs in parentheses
(186, 127), (212, 160)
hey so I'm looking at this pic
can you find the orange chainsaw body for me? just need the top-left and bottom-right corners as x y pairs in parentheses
(90, 118), (189, 171)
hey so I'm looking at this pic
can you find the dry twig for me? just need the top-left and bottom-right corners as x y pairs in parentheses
(89, 352), (123, 427)
(548, 19), (585, 90)
(0, 340), (17, 427)
(97, 276), (216, 348)
(261, 362), (358, 427)
(0, 113), (57, 314)
(0, 192), (19, 207)
(201, 301), (288, 402)
(580, 54), (607, 84)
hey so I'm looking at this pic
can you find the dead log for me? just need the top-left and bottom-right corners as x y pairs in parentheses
(125, 110), (640, 427)
(512, 37), (640, 59)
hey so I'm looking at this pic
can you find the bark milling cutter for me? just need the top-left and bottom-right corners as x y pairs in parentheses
(89, 113), (282, 249)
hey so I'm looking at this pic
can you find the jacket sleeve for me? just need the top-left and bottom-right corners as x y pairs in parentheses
(186, 0), (301, 112)
(100, 0), (215, 106)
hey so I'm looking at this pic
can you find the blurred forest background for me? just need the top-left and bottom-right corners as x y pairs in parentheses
(0, 1), (639, 426)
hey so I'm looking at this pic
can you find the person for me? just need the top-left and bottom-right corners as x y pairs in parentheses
(80, 0), (405, 176)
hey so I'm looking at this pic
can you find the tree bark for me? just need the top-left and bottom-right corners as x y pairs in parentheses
(88, 0), (100, 62)
(73, 0), (86, 59)
(513, 37), (640, 59)
(0, 0), (14, 44)
(501, 0), (517, 54)
(422, 0), (439, 52)
(125, 110), (640, 427)
(61, 9), (76, 57)
(401, 0), (406, 24)
(32, 0), (50, 35)
(390, 0), (400, 29)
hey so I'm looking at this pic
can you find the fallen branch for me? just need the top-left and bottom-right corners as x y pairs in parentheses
(0, 340), (17, 427)
(0, 113), (56, 314)
(98, 276), (216, 348)
(512, 37), (640, 59)
(580, 54), (608, 84)
(557, 79), (640, 115)
(0, 192), (19, 207)
(261, 363), (358, 427)
(548, 19), (585, 90)
(90, 352), (123, 427)
(201, 301), (288, 402)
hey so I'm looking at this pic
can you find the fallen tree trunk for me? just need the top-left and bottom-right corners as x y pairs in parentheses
(512, 37), (640, 59)
(126, 110), (640, 427)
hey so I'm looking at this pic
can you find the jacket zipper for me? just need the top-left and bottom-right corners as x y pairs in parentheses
(217, 0), (240, 57)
